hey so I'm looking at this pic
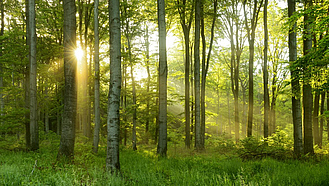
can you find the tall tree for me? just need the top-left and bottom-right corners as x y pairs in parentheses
(106, 0), (121, 172)
(58, 0), (77, 159)
(29, 0), (38, 151)
(288, 0), (302, 156)
(157, 0), (167, 157)
(303, 0), (314, 155)
(92, 0), (100, 154)
(194, 0), (202, 150)
(25, 0), (31, 149)
(243, 0), (263, 137)
(201, 0), (217, 146)
(263, 0), (269, 138)
(176, 0), (193, 149)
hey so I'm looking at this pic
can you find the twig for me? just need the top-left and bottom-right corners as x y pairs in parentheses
(30, 160), (37, 176)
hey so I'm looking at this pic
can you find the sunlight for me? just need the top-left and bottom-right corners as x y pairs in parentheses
(75, 47), (84, 61)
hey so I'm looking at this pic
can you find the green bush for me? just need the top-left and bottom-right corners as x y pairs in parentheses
(238, 130), (293, 160)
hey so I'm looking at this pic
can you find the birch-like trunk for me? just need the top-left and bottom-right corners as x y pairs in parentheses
(157, 0), (167, 157)
(106, 0), (121, 172)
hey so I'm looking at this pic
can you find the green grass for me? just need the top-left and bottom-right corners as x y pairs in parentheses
(1, 135), (329, 185)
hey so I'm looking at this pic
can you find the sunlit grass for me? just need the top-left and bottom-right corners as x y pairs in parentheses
(2, 134), (329, 185)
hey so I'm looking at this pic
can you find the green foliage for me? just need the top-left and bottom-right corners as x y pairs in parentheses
(238, 130), (293, 160)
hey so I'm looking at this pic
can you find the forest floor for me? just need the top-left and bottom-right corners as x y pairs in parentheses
(1, 132), (329, 185)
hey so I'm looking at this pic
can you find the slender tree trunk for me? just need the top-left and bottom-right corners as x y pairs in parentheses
(319, 91), (325, 147)
(106, 0), (121, 172)
(263, 0), (269, 138)
(58, 0), (77, 159)
(29, 0), (38, 151)
(93, 0), (100, 153)
(45, 79), (49, 133)
(288, 0), (303, 156)
(145, 25), (150, 133)
(243, 0), (263, 137)
(157, 0), (168, 157)
(131, 65), (137, 151)
(303, 0), (314, 155)
(183, 16), (191, 149)
(194, 0), (202, 151)
(313, 93), (320, 146)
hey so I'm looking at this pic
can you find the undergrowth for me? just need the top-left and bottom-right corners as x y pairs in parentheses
(1, 132), (329, 185)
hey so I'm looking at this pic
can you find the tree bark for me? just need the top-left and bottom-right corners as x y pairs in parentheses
(93, 0), (100, 153)
(263, 0), (269, 138)
(194, 0), (202, 150)
(288, 0), (303, 156)
(106, 0), (121, 172)
(58, 0), (77, 159)
(145, 25), (150, 133)
(157, 0), (168, 157)
(29, 0), (38, 151)
(177, 0), (193, 149)
(313, 92), (320, 146)
(319, 91), (325, 147)
(303, 0), (314, 155)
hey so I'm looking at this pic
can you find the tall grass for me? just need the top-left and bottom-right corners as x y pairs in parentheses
(1, 133), (329, 185)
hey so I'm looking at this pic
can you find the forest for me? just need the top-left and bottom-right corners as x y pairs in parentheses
(1, 0), (329, 185)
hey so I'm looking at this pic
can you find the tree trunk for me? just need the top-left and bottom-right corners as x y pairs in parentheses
(303, 0), (314, 155)
(58, 0), (77, 159)
(29, 0), (38, 151)
(106, 0), (121, 172)
(263, 0), (269, 138)
(157, 0), (167, 157)
(177, 0), (193, 149)
(288, 0), (303, 156)
(194, 0), (202, 151)
(319, 91), (325, 147)
(313, 93), (320, 146)
(131, 64), (137, 151)
(93, 0), (100, 153)
(145, 25), (150, 133)
(45, 79), (49, 133)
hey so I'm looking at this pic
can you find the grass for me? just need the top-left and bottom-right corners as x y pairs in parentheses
(1, 134), (329, 185)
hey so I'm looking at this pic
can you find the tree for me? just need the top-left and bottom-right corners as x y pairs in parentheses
(106, 0), (121, 172)
(29, 0), (38, 151)
(194, 0), (201, 150)
(176, 0), (193, 149)
(219, 0), (244, 142)
(157, 0), (167, 157)
(58, 0), (77, 159)
(243, 0), (263, 137)
(92, 0), (100, 154)
(201, 0), (217, 146)
(302, 0), (314, 155)
(263, 0), (269, 138)
(288, 0), (302, 156)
